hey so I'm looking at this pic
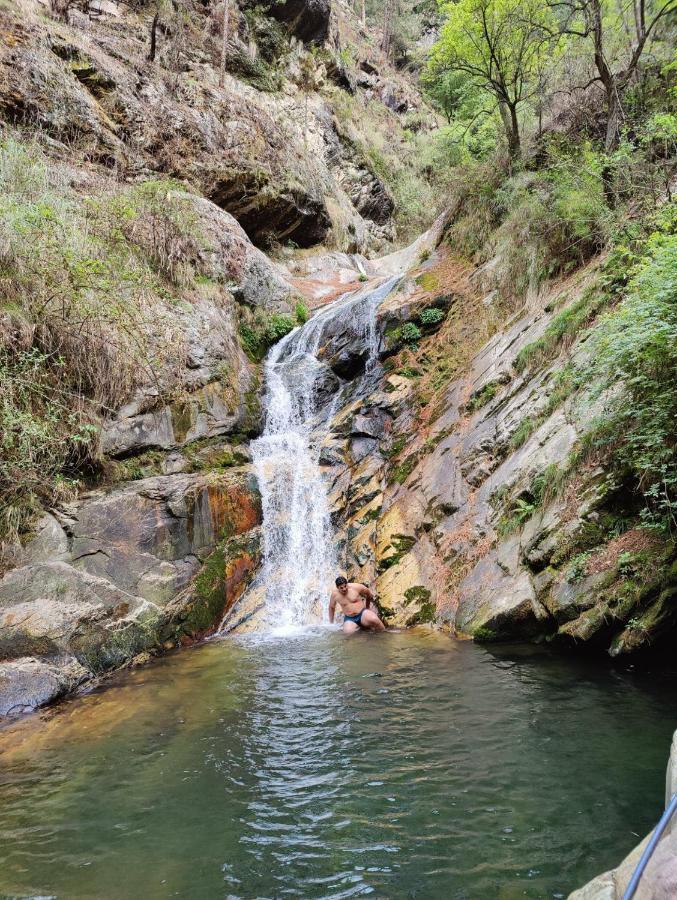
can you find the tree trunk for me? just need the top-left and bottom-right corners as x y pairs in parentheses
(499, 102), (521, 159)
(219, 0), (230, 87)
(382, 0), (393, 57)
(149, 10), (160, 62)
(604, 83), (625, 153)
(361, 0), (366, 26)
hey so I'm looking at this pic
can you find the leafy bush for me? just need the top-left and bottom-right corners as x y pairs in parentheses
(265, 314), (296, 343)
(420, 307), (445, 326)
(584, 228), (677, 532)
(238, 307), (303, 361)
(294, 300), (310, 324)
(401, 322), (422, 344)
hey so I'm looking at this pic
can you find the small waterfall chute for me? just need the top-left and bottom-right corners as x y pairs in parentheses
(220, 276), (400, 634)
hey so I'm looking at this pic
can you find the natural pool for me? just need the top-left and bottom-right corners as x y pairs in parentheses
(1, 630), (676, 899)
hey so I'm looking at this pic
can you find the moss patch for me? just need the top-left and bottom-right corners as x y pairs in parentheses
(378, 534), (416, 572)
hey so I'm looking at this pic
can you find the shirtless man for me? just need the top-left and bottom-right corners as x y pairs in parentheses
(328, 576), (386, 634)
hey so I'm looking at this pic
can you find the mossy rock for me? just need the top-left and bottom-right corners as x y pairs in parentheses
(406, 599), (436, 627)
(378, 534), (416, 572)
(176, 532), (261, 638)
(403, 585), (431, 606)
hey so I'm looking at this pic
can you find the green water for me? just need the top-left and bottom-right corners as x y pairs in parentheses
(1, 631), (676, 900)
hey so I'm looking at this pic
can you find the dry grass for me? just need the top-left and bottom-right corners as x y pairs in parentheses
(584, 529), (660, 577)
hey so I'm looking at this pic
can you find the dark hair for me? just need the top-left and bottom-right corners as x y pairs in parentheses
(335, 576), (348, 587)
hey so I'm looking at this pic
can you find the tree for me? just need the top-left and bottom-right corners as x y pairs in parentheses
(382, 0), (396, 56)
(551, 0), (676, 153)
(427, 0), (557, 158)
(219, 0), (230, 87)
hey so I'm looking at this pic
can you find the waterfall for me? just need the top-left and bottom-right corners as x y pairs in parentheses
(220, 277), (399, 634)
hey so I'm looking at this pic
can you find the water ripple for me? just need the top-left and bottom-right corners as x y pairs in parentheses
(0, 633), (676, 899)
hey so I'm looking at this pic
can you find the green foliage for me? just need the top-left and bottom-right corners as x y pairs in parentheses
(238, 305), (307, 361)
(384, 434), (408, 458)
(391, 453), (420, 484)
(496, 464), (563, 535)
(401, 322), (422, 344)
(472, 625), (498, 641)
(419, 307), (445, 327)
(497, 497), (537, 535)
(294, 300), (310, 324)
(583, 226), (677, 532)
(566, 551), (593, 583)
(467, 379), (500, 412)
(427, 0), (557, 156)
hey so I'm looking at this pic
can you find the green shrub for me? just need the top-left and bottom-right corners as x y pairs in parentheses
(265, 314), (296, 343)
(294, 300), (310, 324)
(401, 322), (422, 344)
(238, 309), (297, 361)
(583, 229), (677, 532)
(420, 307), (445, 326)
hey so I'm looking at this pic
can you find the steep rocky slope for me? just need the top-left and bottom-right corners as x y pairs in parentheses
(0, 0), (441, 714)
(0, 0), (672, 719)
(0, 0), (435, 253)
(322, 232), (675, 652)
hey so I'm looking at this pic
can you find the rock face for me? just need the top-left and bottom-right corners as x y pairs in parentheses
(0, 471), (261, 715)
(260, 0), (331, 44)
(320, 239), (674, 646)
(0, 0), (417, 253)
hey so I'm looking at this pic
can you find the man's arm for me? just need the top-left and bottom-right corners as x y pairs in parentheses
(328, 592), (337, 624)
(358, 584), (375, 608)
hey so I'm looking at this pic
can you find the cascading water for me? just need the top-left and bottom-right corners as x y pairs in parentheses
(220, 277), (399, 633)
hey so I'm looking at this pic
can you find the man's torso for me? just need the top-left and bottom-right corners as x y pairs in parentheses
(333, 584), (366, 616)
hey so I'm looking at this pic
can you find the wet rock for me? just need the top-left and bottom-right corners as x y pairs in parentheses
(545, 571), (610, 623)
(0, 656), (88, 717)
(0, 471), (262, 714)
(455, 559), (550, 640)
(330, 348), (369, 380)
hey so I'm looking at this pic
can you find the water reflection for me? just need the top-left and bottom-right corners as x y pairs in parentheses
(0, 633), (676, 900)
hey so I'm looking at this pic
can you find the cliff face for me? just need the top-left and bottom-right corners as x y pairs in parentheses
(325, 234), (675, 653)
(0, 0), (440, 714)
(1, 0), (432, 253)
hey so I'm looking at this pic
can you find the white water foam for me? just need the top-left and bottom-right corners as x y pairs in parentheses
(220, 277), (399, 633)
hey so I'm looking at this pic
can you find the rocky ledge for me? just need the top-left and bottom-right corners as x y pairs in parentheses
(0, 470), (261, 715)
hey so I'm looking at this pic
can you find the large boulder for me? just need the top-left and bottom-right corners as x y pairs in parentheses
(0, 470), (261, 715)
